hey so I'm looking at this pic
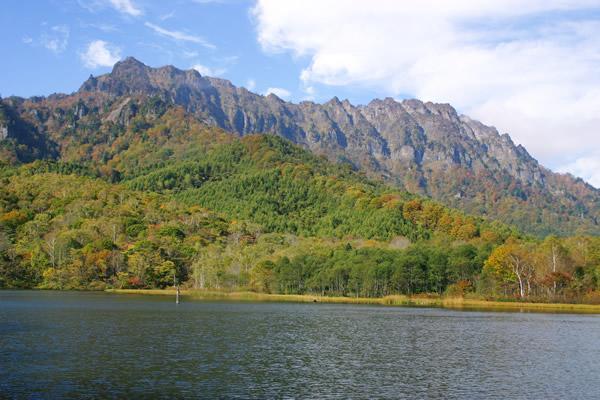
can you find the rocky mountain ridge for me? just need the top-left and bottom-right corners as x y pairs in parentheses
(78, 58), (553, 184)
(1, 57), (598, 235)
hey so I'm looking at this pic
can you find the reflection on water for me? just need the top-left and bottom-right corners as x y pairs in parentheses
(1, 291), (599, 399)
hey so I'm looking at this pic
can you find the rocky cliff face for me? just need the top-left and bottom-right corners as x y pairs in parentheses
(0, 100), (58, 163)
(78, 58), (550, 184)
(0, 125), (8, 141)
(3, 57), (598, 235)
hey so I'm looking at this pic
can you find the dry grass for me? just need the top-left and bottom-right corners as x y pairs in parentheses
(105, 289), (600, 314)
(441, 297), (600, 313)
(106, 289), (382, 305)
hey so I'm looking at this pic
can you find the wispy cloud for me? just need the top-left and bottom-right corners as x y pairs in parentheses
(80, 21), (119, 32)
(80, 40), (121, 68)
(215, 55), (239, 64)
(160, 10), (176, 21)
(94, 24), (118, 32)
(265, 87), (291, 99)
(192, 63), (226, 76)
(144, 22), (215, 49)
(302, 85), (316, 101)
(253, 0), (600, 185)
(40, 25), (70, 54)
(192, 0), (228, 4)
(182, 50), (199, 58)
(246, 79), (256, 91)
(108, 0), (142, 16)
(558, 155), (600, 188)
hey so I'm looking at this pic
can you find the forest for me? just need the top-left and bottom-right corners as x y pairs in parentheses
(1, 105), (599, 303)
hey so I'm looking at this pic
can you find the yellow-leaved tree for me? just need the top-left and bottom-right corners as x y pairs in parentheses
(484, 238), (535, 298)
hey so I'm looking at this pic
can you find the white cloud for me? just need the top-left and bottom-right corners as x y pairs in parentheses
(217, 55), (239, 64)
(558, 155), (600, 188)
(246, 79), (256, 91)
(82, 22), (119, 32)
(108, 0), (142, 16)
(40, 25), (70, 54)
(265, 87), (291, 99)
(160, 10), (175, 21)
(145, 22), (215, 49)
(182, 50), (199, 58)
(302, 85), (316, 101)
(253, 0), (600, 185)
(80, 40), (121, 68)
(192, 63), (226, 76)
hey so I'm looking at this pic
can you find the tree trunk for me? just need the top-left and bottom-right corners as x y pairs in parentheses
(513, 258), (525, 298)
(552, 245), (557, 296)
(516, 271), (525, 298)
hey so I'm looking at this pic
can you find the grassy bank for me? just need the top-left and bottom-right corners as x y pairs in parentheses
(106, 289), (600, 314)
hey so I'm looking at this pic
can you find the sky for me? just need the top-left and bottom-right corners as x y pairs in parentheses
(1, 0), (599, 187)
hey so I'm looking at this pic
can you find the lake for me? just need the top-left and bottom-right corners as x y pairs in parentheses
(1, 291), (599, 399)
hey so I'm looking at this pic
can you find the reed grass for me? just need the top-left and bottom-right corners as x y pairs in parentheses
(105, 289), (600, 314)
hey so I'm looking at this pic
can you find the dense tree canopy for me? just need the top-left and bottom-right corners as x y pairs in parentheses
(1, 118), (599, 302)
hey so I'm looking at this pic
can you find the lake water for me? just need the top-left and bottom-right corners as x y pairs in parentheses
(1, 291), (599, 399)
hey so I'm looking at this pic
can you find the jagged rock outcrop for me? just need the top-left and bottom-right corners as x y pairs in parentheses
(2, 57), (598, 235)
(76, 58), (554, 185)
(0, 100), (58, 162)
(0, 125), (8, 141)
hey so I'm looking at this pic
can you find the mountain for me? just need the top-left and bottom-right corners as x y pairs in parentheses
(1, 129), (598, 301)
(0, 127), (516, 291)
(1, 57), (598, 236)
(1, 73), (599, 300)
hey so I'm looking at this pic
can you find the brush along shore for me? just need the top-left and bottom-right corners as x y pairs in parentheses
(106, 289), (600, 314)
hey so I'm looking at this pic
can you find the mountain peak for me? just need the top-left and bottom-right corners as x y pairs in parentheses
(110, 56), (150, 78)
(115, 56), (146, 69)
(79, 57), (211, 96)
(5, 56), (600, 235)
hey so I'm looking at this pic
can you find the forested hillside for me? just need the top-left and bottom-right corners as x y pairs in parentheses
(0, 57), (598, 236)
(1, 122), (599, 302)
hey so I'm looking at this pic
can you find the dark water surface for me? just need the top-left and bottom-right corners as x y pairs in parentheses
(1, 291), (599, 399)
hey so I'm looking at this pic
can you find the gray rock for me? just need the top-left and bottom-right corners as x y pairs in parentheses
(62, 57), (600, 234)
(0, 125), (8, 140)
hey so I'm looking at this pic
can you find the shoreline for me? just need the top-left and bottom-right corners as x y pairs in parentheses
(105, 289), (600, 314)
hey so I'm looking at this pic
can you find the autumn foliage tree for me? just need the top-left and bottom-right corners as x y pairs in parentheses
(484, 239), (536, 298)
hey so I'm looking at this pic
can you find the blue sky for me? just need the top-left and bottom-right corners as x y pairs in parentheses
(0, 0), (378, 104)
(0, 0), (303, 99)
(1, 0), (599, 186)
